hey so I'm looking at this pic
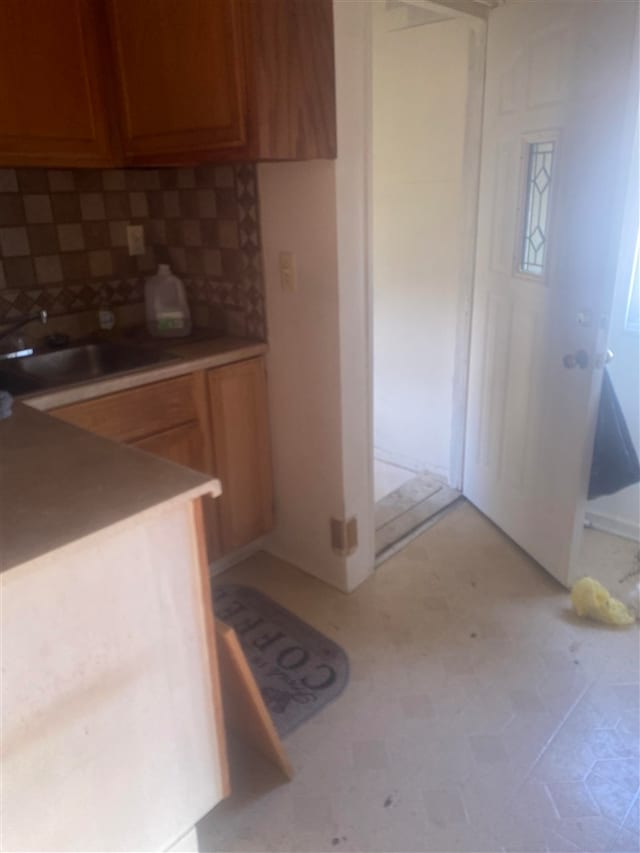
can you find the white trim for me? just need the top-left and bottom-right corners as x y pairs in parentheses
(374, 445), (423, 475)
(625, 234), (639, 333)
(364, 4), (376, 539)
(449, 21), (488, 491)
(335, 0), (378, 591)
(374, 445), (451, 483)
(585, 511), (640, 544)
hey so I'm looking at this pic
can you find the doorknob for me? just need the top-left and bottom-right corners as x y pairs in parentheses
(594, 349), (614, 368)
(563, 349), (590, 369)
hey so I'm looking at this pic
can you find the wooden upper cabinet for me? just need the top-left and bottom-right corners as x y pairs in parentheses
(108, 0), (248, 162)
(107, 0), (336, 164)
(247, 0), (337, 161)
(0, 0), (116, 167)
(0, 0), (336, 167)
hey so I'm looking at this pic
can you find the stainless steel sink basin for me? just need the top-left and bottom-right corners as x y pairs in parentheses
(0, 342), (178, 395)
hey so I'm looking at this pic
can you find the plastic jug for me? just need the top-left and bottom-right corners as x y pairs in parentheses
(145, 264), (192, 338)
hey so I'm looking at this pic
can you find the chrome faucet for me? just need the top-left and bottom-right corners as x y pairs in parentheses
(0, 309), (47, 358)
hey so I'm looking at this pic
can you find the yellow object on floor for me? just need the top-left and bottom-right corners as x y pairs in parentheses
(571, 576), (635, 626)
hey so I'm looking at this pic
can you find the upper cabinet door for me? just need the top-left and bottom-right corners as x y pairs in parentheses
(249, 0), (337, 161)
(0, 0), (115, 167)
(108, 0), (247, 163)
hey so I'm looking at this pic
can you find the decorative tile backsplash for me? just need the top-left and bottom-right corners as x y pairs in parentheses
(0, 163), (265, 340)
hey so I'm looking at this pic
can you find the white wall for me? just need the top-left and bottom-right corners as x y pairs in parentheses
(593, 327), (640, 541)
(587, 136), (640, 541)
(257, 1), (377, 593)
(334, 0), (377, 591)
(372, 11), (474, 480)
(258, 160), (350, 591)
(257, 3), (479, 591)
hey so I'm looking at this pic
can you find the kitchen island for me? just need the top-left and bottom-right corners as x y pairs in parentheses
(0, 403), (228, 851)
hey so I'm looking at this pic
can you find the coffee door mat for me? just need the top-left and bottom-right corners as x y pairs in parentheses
(213, 584), (349, 737)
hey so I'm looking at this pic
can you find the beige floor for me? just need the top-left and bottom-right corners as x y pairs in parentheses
(198, 502), (639, 853)
(374, 459), (416, 502)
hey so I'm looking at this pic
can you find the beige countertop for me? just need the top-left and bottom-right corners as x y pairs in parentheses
(24, 335), (267, 411)
(0, 403), (221, 574)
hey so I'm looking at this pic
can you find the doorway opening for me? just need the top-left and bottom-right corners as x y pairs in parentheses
(371, 2), (484, 560)
(577, 154), (640, 615)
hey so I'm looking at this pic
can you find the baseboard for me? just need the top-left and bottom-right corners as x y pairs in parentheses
(373, 446), (421, 473)
(584, 511), (640, 543)
(373, 446), (450, 483)
(209, 535), (270, 577)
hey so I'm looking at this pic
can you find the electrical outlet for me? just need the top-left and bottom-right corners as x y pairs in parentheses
(330, 516), (358, 556)
(279, 251), (296, 291)
(127, 224), (145, 256)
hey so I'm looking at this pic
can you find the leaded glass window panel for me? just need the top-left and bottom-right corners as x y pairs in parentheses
(520, 141), (555, 276)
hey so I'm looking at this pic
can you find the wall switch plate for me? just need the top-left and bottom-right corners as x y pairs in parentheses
(279, 251), (296, 292)
(127, 224), (145, 256)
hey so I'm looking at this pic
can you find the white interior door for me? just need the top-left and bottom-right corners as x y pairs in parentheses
(464, 0), (638, 587)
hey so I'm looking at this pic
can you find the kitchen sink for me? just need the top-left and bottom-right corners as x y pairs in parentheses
(0, 342), (178, 395)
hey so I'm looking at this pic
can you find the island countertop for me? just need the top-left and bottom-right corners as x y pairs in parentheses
(0, 403), (221, 574)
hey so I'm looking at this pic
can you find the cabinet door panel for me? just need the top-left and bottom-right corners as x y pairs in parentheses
(250, 0), (337, 160)
(132, 420), (205, 471)
(207, 358), (273, 554)
(0, 0), (115, 166)
(109, 0), (247, 161)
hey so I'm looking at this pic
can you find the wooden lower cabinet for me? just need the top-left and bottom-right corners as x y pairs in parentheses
(51, 373), (206, 446)
(131, 420), (205, 472)
(132, 421), (223, 561)
(49, 357), (273, 560)
(206, 358), (274, 553)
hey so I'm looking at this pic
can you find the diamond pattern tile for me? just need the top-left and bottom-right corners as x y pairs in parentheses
(0, 164), (265, 340)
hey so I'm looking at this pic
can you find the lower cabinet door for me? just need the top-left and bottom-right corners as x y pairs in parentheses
(207, 358), (274, 554)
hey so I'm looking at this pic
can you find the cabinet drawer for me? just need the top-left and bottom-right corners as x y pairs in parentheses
(51, 374), (199, 443)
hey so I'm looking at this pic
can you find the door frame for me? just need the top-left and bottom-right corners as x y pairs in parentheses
(447, 19), (488, 489)
(334, 0), (637, 589)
